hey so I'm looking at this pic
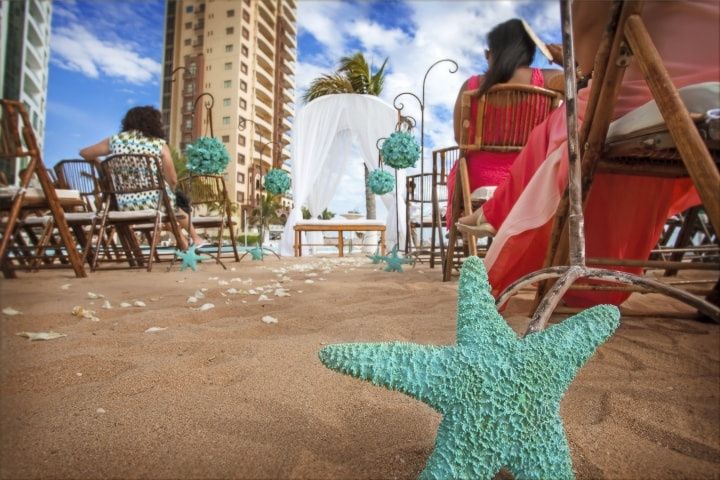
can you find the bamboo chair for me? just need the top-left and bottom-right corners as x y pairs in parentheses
(430, 146), (460, 269)
(176, 173), (240, 263)
(92, 154), (184, 272)
(443, 84), (563, 281)
(496, 0), (720, 328)
(0, 100), (86, 278)
(404, 172), (435, 261)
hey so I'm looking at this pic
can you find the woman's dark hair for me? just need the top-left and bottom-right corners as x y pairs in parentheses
(120, 106), (165, 140)
(477, 19), (536, 97)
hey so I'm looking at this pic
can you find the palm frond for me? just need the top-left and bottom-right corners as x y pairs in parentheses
(368, 57), (389, 96)
(301, 74), (354, 103)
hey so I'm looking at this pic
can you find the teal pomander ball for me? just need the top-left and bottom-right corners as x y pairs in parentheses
(380, 131), (420, 170)
(367, 169), (395, 195)
(185, 136), (230, 175)
(264, 168), (291, 195)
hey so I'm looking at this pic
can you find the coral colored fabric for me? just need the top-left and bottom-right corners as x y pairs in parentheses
(446, 69), (545, 224)
(482, 1), (719, 307)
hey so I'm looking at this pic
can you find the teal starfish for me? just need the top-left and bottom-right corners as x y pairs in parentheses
(175, 245), (210, 271)
(248, 246), (265, 261)
(319, 257), (620, 479)
(366, 247), (385, 265)
(382, 245), (414, 272)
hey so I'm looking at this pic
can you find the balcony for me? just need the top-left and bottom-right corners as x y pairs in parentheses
(283, 29), (296, 49)
(29, 0), (48, 25)
(23, 69), (42, 97)
(256, 52), (274, 77)
(257, 21), (275, 45)
(256, 69), (273, 91)
(24, 43), (43, 71)
(257, 37), (274, 62)
(281, 6), (296, 26)
(26, 15), (44, 49)
(257, 2), (276, 30)
(255, 103), (273, 124)
(255, 86), (273, 110)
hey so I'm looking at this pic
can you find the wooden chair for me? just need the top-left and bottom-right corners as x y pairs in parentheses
(176, 174), (240, 263)
(430, 146), (459, 269)
(443, 84), (563, 281)
(404, 172), (434, 261)
(0, 100), (87, 278)
(496, 0), (720, 328)
(92, 154), (183, 272)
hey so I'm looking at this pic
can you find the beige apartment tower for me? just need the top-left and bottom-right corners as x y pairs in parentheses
(161, 0), (296, 217)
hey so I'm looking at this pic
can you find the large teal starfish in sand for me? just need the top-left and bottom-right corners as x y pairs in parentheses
(248, 246), (265, 261)
(319, 257), (620, 479)
(382, 245), (414, 272)
(175, 245), (210, 271)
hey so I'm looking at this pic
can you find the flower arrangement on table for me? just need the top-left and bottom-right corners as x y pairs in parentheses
(185, 136), (230, 175)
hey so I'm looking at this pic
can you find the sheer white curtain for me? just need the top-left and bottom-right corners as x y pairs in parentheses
(280, 94), (404, 256)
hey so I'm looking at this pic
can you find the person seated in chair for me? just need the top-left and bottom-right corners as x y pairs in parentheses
(79, 106), (205, 250)
(446, 18), (563, 228)
(458, 0), (719, 306)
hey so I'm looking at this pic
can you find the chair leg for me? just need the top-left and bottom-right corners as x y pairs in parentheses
(227, 217), (240, 261)
(146, 214), (162, 272)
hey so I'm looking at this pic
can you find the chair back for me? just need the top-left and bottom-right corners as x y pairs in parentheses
(0, 100), (37, 185)
(432, 146), (460, 205)
(54, 159), (102, 211)
(99, 154), (169, 211)
(177, 174), (230, 210)
(459, 84), (563, 152)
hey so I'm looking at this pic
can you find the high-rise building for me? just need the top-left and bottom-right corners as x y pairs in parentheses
(161, 0), (296, 219)
(0, 0), (52, 151)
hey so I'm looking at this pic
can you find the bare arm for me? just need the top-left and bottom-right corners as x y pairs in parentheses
(161, 143), (178, 188)
(79, 138), (110, 162)
(573, 1), (613, 78)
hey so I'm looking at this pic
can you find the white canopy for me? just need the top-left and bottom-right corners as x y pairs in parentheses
(280, 94), (406, 256)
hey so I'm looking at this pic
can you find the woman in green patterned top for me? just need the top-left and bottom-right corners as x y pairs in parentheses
(80, 106), (204, 250)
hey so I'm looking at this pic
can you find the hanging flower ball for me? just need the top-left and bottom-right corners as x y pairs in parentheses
(367, 169), (395, 195)
(185, 136), (230, 175)
(380, 131), (420, 170)
(264, 168), (291, 195)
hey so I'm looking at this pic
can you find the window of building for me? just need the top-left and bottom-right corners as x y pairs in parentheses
(184, 119), (192, 129)
(186, 5), (193, 13)
(226, 26), (234, 35)
(237, 173), (245, 184)
(242, 27), (249, 40)
(189, 63), (197, 75)
(185, 22), (192, 29)
(239, 98), (247, 110)
(185, 100), (193, 112)
(223, 98), (231, 107)
(239, 80), (247, 92)
(226, 9), (235, 17)
(241, 45), (248, 57)
(224, 80), (231, 88)
(240, 62), (248, 74)
(236, 192), (245, 203)
(223, 116), (231, 125)
(242, 9), (250, 21)
(222, 135), (230, 143)
(186, 84), (194, 94)
(184, 38), (191, 46)
(225, 44), (233, 52)
(224, 62), (232, 70)
(237, 153), (246, 165)
(238, 135), (246, 146)
(206, 48), (213, 54)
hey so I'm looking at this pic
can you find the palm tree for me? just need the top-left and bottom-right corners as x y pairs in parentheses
(250, 192), (283, 246)
(302, 53), (388, 220)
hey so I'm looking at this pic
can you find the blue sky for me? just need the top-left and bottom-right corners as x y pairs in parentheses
(45, 0), (561, 214)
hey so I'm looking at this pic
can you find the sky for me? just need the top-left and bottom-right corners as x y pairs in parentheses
(45, 0), (561, 215)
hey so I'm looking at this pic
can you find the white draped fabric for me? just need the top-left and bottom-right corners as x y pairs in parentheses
(280, 94), (405, 256)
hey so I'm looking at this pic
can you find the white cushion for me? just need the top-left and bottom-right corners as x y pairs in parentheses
(295, 219), (386, 227)
(607, 82), (720, 141)
(108, 209), (159, 221)
(20, 216), (52, 226)
(0, 187), (81, 201)
(64, 212), (96, 223)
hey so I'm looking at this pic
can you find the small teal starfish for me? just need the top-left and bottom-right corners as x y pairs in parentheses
(175, 245), (210, 271)
(248, 246), (265, 261)
(320, 257), (620, 479)
(366, 247), (385, 265)
(382, 245), (414, 272)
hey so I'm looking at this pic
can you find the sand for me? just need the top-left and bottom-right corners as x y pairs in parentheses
(0, 256), (718, 479)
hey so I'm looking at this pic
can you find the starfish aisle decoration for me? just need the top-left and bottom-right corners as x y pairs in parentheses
(382, 245), (414, 272)
(175, 245), (210, 271)
(366, 247), (385, 265)
(319, 257), (620, 479)
(248, 246), (265, 261)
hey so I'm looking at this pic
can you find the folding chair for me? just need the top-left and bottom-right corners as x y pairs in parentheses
(496, 0), (720, 329)
(92, 154), (184, 272)
(176, 173), (240, 263)
(404, 172), (434, 261)
(0, 100), (87, 278)
(430, 146), (460, 269)
(443, 84), (563, 281)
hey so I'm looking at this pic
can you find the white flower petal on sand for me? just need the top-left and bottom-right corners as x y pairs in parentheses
(226, 288), (238, 295)
(248, 289), (257, 295)
(297, 290), (303, 294)
(119, 302), (132, 308)
(2, 307), (21, 316)
(187, 296), (198, 304)
(144, 326), (167, 333)
(16, 331), (67, 341)
(133, 301), (146, 307)
(195, 303), (215, 311)
(218, 280), (229, 286)
(96, 408), (106, 414)
(101, 300), (112, 309)
(258, 294), (272, 302)
(201, 288), (208, 292)
(60, 283), (71, 290)
(306, 273), (318, 278)
(87, 292), (104, 299)
(194, 290), (205, 299)
(71, 305), (99, 322)
(230, 277), (243, 283)
(208, 276), (219, 281)
(305, 280), (315, 284)
(274, 289), (290, 297)
(261, 315), (278, 324)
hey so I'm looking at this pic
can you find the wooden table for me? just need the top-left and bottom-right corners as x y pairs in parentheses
(293, 220), (386, 257)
